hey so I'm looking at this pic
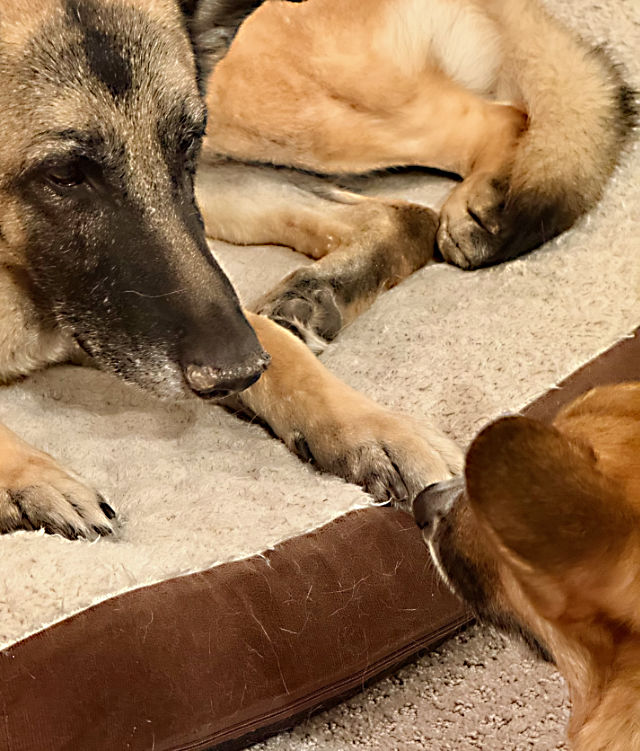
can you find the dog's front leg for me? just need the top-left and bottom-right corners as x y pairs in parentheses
(197, 160), (439, 353)
(235, 313), (462, 503)
(0, 423), (116, 538)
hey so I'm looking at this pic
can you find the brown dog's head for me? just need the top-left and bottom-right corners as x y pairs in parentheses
(414, 409), (640, 747)
(0, 0), (268, 398)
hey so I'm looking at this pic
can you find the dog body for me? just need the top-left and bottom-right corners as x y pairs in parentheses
(414, 382), (640, 749)
(0, 0), (460, 537)
(0, 0), (633, 539)
(181, 0), (636, 351)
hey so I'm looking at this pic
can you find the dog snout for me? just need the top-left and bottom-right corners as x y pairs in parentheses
(413, 476), (464, 532)
(183, 350), (271, 398)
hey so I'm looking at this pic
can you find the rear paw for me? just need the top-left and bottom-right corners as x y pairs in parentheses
(437, 178), (572, 269)
(437, 178), (509, 269)
(0, 450), (116, 539)
(257, 270), (343, 353)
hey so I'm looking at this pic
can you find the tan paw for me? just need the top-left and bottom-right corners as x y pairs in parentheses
(0, 426), (116, 539)
(437, 174), (571, 269)
(288, 406), (462, 504)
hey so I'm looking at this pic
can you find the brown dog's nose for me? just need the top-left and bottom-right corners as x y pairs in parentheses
(413, 476), (464, 531)
(183, 350), (271, 398)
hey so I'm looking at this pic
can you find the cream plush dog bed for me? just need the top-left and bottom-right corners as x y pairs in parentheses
(0, 0), (638, 747)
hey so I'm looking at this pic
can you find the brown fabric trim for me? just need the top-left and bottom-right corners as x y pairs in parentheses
(0, 507), (467, 751)
(0, 328), (637, 751)
(524, 328), (639, 421)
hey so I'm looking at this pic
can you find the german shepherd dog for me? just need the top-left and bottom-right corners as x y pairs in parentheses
(0, 0), (462, 539)
(0, 0), (633, 539)
(414, 383), (640, 750)
(189, 0), (636, 350)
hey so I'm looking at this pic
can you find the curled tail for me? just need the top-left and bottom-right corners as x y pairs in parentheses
(497, 0), (636, 254)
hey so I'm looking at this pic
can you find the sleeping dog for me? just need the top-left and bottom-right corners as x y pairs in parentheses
(0, 0), (461, 539)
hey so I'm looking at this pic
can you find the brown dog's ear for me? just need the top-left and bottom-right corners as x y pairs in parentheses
(465, 416), (631, 574)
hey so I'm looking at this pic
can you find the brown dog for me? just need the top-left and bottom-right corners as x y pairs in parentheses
(414, 382), (640, 750)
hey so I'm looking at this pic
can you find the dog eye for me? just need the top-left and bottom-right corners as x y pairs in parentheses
(46, 163), (86, 189)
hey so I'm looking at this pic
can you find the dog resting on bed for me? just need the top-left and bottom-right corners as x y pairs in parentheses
(0, 0), (633, 540)
(414, 382), (640, 750)
(190, 0), (636, 350)
(0, 0), (464, 539)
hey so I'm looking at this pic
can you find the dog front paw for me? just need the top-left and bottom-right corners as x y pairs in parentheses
(257, 269), (343, 353)
(0, 427), (116, 539)
(288, 408), (462, 505)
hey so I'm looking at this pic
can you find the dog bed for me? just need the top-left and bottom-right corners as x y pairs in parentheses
(0, 142), (637, 749)
(1, 0), (639, 733)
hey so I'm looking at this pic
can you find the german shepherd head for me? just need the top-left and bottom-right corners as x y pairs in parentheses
(413, 384), (640, 749)
(0, 0), (268, 398)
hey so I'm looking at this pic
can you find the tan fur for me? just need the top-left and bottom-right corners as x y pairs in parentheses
(204, 0), (525, 176)
(196, 160), (441, 346)
(0, 0), (461, 538)
(0, 423), (115, 538)
(420, 383), (640, 749)
(240, 312), (462, 499)
(198, 0), (633, 270)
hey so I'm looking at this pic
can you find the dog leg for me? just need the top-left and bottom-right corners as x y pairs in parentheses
(202, 0), (526, 275)
(197, 160), (438, 349)
(254, 200), (438, 351)
(203, 0), (634, 269)
(233, 312), (462, 502)
(0, 423), (116, 538)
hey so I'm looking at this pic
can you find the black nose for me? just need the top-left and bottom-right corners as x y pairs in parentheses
(413, 476), (464, 531)
(183, 350), (271, 398)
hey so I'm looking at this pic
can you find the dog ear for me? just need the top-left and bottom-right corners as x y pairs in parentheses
(181, 0), (266, 83)
(464, 416), (632, 575)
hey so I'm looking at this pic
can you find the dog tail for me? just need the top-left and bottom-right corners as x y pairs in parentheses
(493, 0), (637, 255)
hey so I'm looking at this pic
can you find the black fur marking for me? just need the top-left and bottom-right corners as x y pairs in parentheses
(588, 45), (639, 140)
(186, 0), (306, 80)
(292, 432), (314, 463)
(178, 0), (200, 16)
(157, 105), (207, 182)
(18, 158), (254, 394)
(82, 27), (133, 100)
(616, 83), (639, 137)
(261, 205), (436, 343)
(66, 0), (133, 100)
(195, 0), (267, 28)
(321, 205), (435, 305)
(439, 178), (578, 269)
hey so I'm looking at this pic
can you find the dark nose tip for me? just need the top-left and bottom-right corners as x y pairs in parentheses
(184, 350), (271, 398)
(413, 476), (464, 531)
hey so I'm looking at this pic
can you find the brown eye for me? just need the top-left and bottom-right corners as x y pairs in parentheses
(46, 163), (85, 188)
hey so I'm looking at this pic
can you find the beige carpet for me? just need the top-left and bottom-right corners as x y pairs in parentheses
(253, 625), (569, 751)
(249, 0), (639, 749)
